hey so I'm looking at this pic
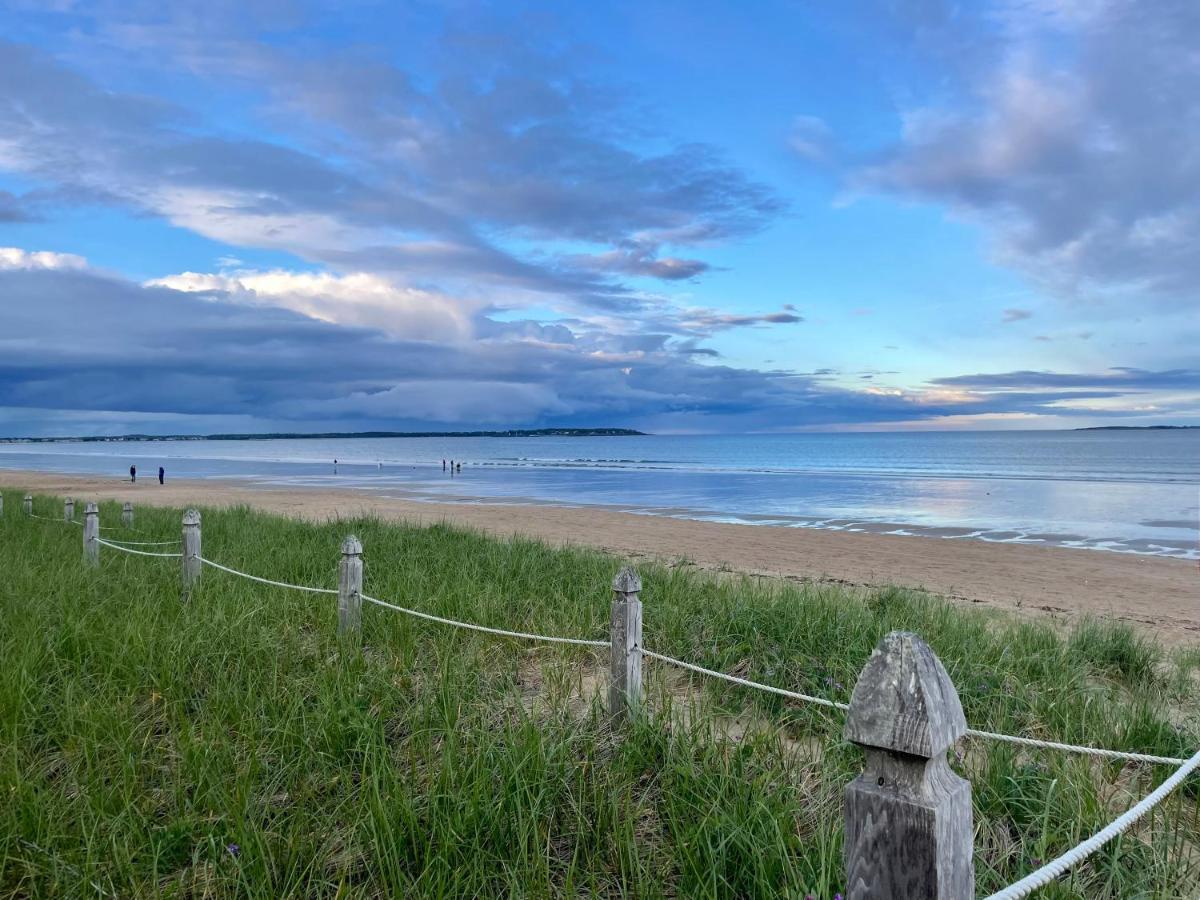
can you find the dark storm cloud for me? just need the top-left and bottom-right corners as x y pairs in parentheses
(0, 265), (1137, 432)
(932, 368), (1200, 390)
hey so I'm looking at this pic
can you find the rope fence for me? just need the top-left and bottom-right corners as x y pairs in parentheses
(14, 493), (1199, 897)
(197, 555), (337, 594)
(360, 593), (608, 647)
(95, 538), (182, 559)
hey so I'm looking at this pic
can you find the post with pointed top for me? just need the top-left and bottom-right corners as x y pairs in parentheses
(843, 631), (973, 899)
(338, 536), (363, 641)
(181, 509), (201, 598)
(23, 494), (32, 516)
(64, 497), (75, 521)
(122, 501), (134, 527)
(83, 502), (100, 567)
(609, 566), (643, 722)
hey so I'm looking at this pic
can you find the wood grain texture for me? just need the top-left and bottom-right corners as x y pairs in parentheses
(83, 502), (99, 568)
(181, 509), (201, 596)
(338, 535), (363, 638)
(64, 497), (74, 521)
(22, 494), (32, 516)
(608, 566), (642, 722)
(844, 631), (973, 899)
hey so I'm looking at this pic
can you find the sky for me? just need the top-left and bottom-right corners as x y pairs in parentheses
(0, 0), (1197, 436)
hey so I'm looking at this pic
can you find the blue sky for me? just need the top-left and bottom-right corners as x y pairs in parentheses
(0, 0), (1197, 435)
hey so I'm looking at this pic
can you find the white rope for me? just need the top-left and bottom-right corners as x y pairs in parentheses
(642, 649), (851, 711)
(642, 652), (1187, 764)
(95, 538), (182, 558)
(360, 594), (608, 648)
(965, 728), (1185, 766)
(986, 746), (1200, 899)
(196, 556), (338, 594)
(100, 538), (182, 547)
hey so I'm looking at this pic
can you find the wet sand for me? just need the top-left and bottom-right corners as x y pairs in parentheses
(4, 469), (1197, 645)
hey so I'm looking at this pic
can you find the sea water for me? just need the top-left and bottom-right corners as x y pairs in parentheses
(2, 430), (1197, 559)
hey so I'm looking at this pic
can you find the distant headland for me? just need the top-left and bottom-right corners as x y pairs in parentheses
(0, 428), (646, 444)
(1074, 425), (1199, 431)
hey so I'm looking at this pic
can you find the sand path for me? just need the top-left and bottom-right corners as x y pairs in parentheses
(3, 469), (1196, 645)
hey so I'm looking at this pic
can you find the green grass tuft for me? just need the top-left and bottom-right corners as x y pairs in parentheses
(1, 491), (1198, 897)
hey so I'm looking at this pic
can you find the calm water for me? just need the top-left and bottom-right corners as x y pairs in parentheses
(2, 431), (1197, 559)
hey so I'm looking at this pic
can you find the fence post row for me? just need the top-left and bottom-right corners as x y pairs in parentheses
(609, 566), (643, 721)
(64, 497), (74, 521)
(23, 494), (32, 516)
(181, 509), (201, 597)
(338, 535), (364, 640)
(122, 502), (134, 527)
(83, 502), (100, 568)
(843, 630), (973, 899)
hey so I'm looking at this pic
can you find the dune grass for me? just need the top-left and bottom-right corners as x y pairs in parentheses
(1, 490), (1198, 898)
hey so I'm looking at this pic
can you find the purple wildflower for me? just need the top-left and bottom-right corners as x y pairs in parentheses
(226, 843), (240, 858)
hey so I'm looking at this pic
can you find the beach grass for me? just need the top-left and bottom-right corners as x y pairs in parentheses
(1, 490), (1198, 898)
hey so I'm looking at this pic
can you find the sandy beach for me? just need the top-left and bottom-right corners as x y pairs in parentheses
(3, 468), (1196, 645)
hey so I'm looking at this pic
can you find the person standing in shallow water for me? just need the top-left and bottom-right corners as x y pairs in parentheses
(158, 466), (165, 485)
(129, 464), (136, 483)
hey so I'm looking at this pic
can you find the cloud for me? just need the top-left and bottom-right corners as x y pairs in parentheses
(789, 115), (835, 162)
(0, 190), (35, 222)
(0, 247), (87, 270)
(147, 269), (478, 342)
(1001, 307), (1032, 322)
(0, 35), (779, 314)
(2, 256), (1146, 434)
(858, 0), (1200, 303)
(932, 368), (1200, 390)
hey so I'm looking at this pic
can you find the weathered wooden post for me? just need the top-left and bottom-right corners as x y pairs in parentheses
(0, 493), (5, 516)
(122, 501), (134, 527)
(23, 494), (32, 516)
(181, 509), (201, 597)
(64, 497), (75, 521)
(83, 502), (100, 567)
(608, 566), (643, 721)
(843, 631), (973, 899)
(338, 535), (363, 640)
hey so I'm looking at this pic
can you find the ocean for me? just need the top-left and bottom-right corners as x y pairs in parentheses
(2, 430), (1197, 560)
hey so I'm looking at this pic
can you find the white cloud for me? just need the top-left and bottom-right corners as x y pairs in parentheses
(147, 268), (479, 343)
(0, 247), (87, 270)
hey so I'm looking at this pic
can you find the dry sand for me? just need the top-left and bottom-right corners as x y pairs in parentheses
(4, 469), (1197, 645)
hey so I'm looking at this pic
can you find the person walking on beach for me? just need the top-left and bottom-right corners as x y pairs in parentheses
(130, 464), (136, 483)
(442, 458), (446, 472)
(158, 466), (165, 485)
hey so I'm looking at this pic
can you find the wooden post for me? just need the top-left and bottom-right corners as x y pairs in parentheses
(83, 502), (99, 567)
(843, 631), (973, 899)
(608, 566), (643, 721)
(64, 497), (75, 521)
(338, 535), (363, 639)
(181, 509), (201, 597)
(23, 494), (32, 516)
(0, 493), (4, 516)
(122, 502), (133, 527)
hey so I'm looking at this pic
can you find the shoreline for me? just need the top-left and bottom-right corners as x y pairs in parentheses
(3, 468), (1197, 645)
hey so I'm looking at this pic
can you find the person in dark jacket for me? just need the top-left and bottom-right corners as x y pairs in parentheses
(158, 466), (165, 485)
(130, 464), (136, 483)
